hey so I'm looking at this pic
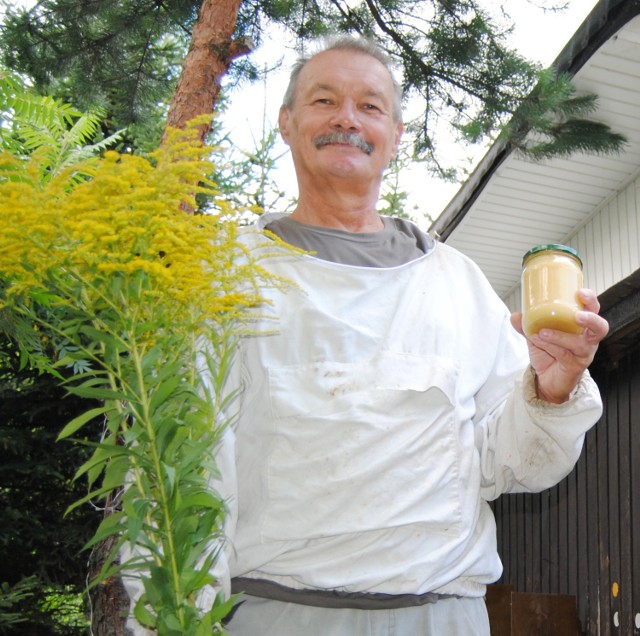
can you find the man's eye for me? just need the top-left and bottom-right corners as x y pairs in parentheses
(363, 103), (380, 111)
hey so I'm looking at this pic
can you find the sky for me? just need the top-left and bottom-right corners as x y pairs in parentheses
(221, 0), (602, 227)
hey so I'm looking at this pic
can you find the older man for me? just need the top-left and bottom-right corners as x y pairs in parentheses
(224, 36), (608, 635)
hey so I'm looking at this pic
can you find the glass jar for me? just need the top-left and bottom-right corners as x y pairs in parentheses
(521, 244), (584, 337)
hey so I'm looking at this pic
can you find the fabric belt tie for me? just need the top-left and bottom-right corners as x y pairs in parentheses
(231, 577), (455, 610)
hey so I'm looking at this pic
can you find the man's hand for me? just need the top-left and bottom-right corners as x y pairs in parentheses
(510, 289), (609, 404)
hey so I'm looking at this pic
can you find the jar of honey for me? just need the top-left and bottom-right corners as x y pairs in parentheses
(521, 244), (584, 337)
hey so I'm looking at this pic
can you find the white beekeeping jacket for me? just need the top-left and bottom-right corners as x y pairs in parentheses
(226, 218), (603, 598)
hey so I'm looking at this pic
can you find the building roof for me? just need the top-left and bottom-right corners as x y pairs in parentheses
(430, 0), (640, 301)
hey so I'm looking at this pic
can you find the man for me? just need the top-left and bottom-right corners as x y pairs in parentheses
(223, 36), (608, 635)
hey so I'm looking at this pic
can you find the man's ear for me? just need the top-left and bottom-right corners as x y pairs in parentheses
(278, 106), (291, 146)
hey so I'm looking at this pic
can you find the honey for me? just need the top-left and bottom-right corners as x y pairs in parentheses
(521, 244), (584, 337)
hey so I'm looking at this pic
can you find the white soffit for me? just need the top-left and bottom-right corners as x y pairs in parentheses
(433, 13), (640, 300)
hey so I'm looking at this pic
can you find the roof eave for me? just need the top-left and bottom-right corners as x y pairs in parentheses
(430, 0), (640, 241)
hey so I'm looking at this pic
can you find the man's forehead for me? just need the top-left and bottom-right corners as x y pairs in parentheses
(305, 48), (388, 72)
(298, 50), (394, 92)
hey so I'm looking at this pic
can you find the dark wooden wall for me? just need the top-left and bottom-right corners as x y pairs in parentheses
(492, 280), (640, 635)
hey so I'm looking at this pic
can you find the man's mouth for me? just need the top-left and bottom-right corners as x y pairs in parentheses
(314, 132), (374, 155)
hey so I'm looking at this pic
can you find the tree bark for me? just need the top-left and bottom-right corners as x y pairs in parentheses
(163, 0), (252, 143)
(89, 533), (132, 636)
(88, 486), (132, 636)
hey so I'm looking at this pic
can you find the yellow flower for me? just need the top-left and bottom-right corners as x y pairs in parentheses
(0, 122), (276, 337)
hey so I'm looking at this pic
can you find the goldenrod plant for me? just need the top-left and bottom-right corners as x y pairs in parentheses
(0, 74), (279, 634)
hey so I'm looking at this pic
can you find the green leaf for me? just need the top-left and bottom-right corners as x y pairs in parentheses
(85, 537), (133, 588)
(161, 462), (177, 499)
(121, 497), (152, 546)
(195, 613), (213, 636)
(208, 591), (240, 626)
(57, 405), (108, 440)
(84, 510), (126, 548)
(102, 454), (131, 491)
(79, 324), (122, 347)
(180, 491), (225, 512)
(74, 441), (128, 483)
(181, 567), (215, 598)
(67, 384), (128, 400)
(65, 484), (116, 515)
(147, 566), (170, 606)
(28, 289), (65, 305)
(163, 613), (185, 632)
(149, 374), (182, 412)
(134, 595), (157, 628)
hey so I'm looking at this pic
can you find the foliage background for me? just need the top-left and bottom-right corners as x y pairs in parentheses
(0, 336), (97, 634)
(0, 0), (541, 164)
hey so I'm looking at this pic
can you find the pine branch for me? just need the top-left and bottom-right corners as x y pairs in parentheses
(502, 69), (627, 161)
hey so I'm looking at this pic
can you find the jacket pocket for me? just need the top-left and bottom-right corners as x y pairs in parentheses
(261, 352), (463, 542)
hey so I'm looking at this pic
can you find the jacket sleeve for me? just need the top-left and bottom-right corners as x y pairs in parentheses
(473, 316), (603, 501)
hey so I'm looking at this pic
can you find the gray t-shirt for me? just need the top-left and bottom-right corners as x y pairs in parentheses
(264, 215), (434, 267)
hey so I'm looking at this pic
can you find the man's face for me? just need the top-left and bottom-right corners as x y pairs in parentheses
(279, 49), (403, 187)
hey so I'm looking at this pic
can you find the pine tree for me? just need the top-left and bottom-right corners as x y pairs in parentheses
(1, 0), (624, 170)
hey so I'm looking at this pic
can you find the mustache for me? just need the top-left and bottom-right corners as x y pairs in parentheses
(314, 131), (374, 155)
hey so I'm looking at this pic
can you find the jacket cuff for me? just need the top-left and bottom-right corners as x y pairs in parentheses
(523, 365), (590, 408)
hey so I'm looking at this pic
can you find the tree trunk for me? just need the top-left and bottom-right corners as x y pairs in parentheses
(89, 533), (132, 636)
(88, 487), (132, 636)
(163, 0), (252, 143)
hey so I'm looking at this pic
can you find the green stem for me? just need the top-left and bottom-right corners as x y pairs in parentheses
(129, 324), (186, 626)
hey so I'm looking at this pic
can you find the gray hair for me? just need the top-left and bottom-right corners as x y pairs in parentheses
(282, 35), (403, 122)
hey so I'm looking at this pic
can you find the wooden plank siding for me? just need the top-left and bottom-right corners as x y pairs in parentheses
(491, 330), (640, 635)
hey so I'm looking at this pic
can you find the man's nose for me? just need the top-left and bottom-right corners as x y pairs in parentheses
(330, 101), (359, 129)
